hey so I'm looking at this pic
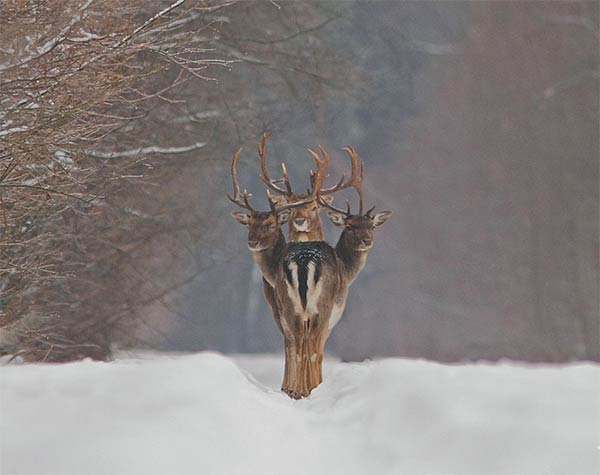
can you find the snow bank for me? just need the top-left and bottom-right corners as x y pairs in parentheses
(1, 352), (598, 475)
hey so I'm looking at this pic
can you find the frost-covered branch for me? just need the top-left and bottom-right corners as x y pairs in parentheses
(0, 0), (235, 361)
(89, 142), (206, 159)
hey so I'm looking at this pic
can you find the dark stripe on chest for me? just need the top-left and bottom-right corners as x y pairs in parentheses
(284, 244), (330, 311)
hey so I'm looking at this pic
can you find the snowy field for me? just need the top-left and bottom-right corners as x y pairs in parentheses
(1, 352), (598, 475)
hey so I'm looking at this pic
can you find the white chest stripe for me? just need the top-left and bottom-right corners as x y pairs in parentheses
(306, 262), (323, 317)
(285, 262), (303, 315)
(285, 260), (326, 321)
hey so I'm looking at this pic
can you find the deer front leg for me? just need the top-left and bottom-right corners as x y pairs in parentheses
(281, 341), (309, 399)
(280, 318), (313, 399)
(300, 320), (314, 397)
(288, 319), (321, 398)
(279, 313), (301, 398)
(306, 315), (330, 391)
(281, 337), (304, 399)
(283, 316), (330, 398)
(288, 324), (309, 398)
(314, 328), (330, 386)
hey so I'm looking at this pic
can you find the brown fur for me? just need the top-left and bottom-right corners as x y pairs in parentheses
(230, 137), (392, 399)
(263, 193), (332, 396)
(231, 210), (289, 333)
(265, 209), (392, 398)
(267, 194), (334, 242)
(231, 207), (392, 399)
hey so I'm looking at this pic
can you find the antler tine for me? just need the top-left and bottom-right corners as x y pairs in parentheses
(271, 194), (320, 213)
(317, 195), (351, 216)
(258, 132), (291, 196)
(267, 193), (279, 215)
(230, 148), (241, 196)
(270, 147), (328, 213)
(315, 146), (369, 215)
(358, 156), (366, 214)
(306, 145), (330, 199)
(227, 147), (255, 212)
(317, 144), (361, 196)
(341, 146), (366, 214)
(280, 162), (293, 194)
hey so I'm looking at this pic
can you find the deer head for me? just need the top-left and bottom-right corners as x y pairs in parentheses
(319, 146), (393, 252)
(228, 146), (317, 251)
(326, 207), (393, 251)
(258, 134), (359, 241)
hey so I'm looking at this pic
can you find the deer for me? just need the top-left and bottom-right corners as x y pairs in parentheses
(256, 134), (360, 353)
(230, 142), (392, 399)
(228, 144), (329, 395)
(274, 146), (393, 397)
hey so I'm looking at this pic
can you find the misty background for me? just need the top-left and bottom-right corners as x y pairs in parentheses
(1, 0), (597, 363)
(152, 0), (599, 362)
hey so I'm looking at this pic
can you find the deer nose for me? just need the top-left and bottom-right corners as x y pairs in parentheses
(361, 238), (372, 247)
(248, 240), (259, 248)
(294, 218), (306, 226)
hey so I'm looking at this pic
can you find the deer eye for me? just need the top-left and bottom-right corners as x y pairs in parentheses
(311, 206), (318, 211)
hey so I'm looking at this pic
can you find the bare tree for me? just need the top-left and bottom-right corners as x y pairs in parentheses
(0, 0), (236, 361)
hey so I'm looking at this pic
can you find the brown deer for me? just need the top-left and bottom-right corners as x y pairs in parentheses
(230, 143), (392, 399)
(228, 145), (328, 394)
(257, 134), (360, 352)
(275, 146), (392, 397)
(227, 143), (336, 398)
(258, 133), (358, 354)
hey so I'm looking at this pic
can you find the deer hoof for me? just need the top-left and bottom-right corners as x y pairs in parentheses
(282, 388), (302, 399)
(282, 388), (311, 399)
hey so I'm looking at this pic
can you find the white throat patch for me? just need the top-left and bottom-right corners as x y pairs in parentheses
(293, 221), (310, 233)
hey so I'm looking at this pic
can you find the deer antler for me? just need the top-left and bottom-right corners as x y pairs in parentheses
(264, 146), (328, 213)
(258, 136), (365, 214)
(227, 148), (255, 212)
(318, 195), (352, 216)
(306, 145), (331, 196)
(317, 146), (367, 215)
(310, 144), (363, 199)
(269, 190), (322, 213)
(228, 142), (320, 215)
(259, 133), (293, 196)
(340, 146), (365, 214)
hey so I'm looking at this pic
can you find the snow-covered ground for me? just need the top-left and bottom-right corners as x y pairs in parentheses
(1, 352), (598, 475)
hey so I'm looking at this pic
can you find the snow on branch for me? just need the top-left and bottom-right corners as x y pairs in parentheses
(89, 142), (206, 159)
(114, 0), (186, 48)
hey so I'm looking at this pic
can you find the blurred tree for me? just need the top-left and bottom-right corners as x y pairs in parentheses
(333, 0), (598, 362)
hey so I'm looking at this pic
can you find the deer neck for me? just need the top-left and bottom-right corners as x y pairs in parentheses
(251, 229), (287, 287)
(288, 227), (323, 242)
(335, 230), (368, 283)
(287, 216), (324, 242)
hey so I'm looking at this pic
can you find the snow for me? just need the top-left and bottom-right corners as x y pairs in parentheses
(88, 142), (206, 159)
(0, 126), (28, 137)
(0, 352), (598, 475)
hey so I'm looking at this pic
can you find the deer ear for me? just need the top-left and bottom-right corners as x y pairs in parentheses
(372, 210), (393, 227)
(267, 190), (287, 206)
(326, 210), (345, 227)
(277, 210), (291, 224)
(319, 195), (334, 206)
(231, 211), (250, 225)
